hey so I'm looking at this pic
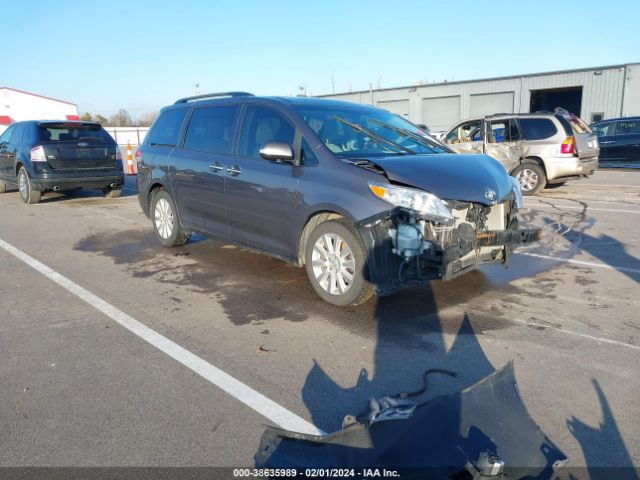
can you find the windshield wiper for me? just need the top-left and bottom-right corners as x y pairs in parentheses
(368, 119), (449, 152)
(332, 116), (415, 155)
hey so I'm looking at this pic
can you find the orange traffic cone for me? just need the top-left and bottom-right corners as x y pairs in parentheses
(126, 143), (135, 175)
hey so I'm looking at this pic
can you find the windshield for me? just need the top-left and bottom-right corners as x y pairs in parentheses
(293, 104), (451, 157)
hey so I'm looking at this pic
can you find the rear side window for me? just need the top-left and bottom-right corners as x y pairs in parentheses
(147, 108), (189, 146)
(591, 122), (613, 136)
(0, 125), (15, 144)
(518, 118), (558, 140)
(239, 106), (295, 158)
(184, 106), (239, 154)
(615, 120), (640, 135)
(38, 123), (113, 142)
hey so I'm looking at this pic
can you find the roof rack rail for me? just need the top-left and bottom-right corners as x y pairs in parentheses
(174, 92), (254, 104)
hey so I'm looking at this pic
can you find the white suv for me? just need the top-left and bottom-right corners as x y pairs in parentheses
(443, 109), (599, 195)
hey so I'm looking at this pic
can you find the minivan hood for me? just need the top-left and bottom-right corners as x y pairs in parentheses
(367, 153), (513, 204)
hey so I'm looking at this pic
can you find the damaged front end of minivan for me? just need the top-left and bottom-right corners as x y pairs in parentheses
(358, 180), (540, 294)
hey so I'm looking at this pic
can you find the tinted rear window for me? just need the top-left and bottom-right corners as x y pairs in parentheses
(147, 108), (189, 146)
(615, 120), (640, 134)
(518, 118), (558, 140)
(39, 123), (113, 143)
(184, 106), (239, 154)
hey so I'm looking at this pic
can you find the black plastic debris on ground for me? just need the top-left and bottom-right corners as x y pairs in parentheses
(255, 362), (566, 479)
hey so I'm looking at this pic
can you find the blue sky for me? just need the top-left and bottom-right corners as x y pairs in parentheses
(3, 0), (639, 117)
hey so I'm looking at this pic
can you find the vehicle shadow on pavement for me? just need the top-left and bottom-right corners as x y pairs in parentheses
(567, 380), (640, 480)
(577, 231), (640, 285)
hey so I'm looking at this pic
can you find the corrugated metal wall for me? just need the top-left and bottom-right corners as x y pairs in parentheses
(320, 65), (636, 131)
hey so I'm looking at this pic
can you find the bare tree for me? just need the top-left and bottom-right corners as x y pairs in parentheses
(108, 109), (133, 127)
(137, 111), (158, 127)
(94, 114), (108, 125)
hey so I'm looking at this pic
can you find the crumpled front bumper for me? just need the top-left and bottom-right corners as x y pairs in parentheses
(356, 199), (540, 294)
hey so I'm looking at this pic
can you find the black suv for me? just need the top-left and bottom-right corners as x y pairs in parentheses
(591, 116), (640, 165)
(0, 120), (124, 204)
(137, 92), (539, 306)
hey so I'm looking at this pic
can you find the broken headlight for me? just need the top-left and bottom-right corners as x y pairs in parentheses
(510, 176), (523, 209)
(369, 182), (453, 224)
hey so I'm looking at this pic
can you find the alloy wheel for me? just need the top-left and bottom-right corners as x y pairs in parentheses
(516, 168), (539, 192)
(18, 170), (28, 201)
(311, 233), (356, 296)
(154, 198), (174, 239)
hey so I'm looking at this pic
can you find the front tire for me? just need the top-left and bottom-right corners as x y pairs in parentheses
(18, 167), (41, 204)
(150, 190), (190, 247)
(512, 163), (546, 196)
(304, 219), (375, 307)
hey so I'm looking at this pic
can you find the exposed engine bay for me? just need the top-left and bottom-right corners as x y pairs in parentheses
(356, 197), (541, 294)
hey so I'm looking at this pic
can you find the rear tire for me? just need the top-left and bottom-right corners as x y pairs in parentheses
(103, 187), (123, 198)
(512, 163), (546, 196)
(150, 190), (190, 247)
(18, 167), (41, 204)
(304, 219), (375, 307)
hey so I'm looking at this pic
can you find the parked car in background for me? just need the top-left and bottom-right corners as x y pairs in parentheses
(442, 109), (599, 195)
(0, 121), (124, 204)
(137, 92), (539, 307)
(591, 116), (640, 166)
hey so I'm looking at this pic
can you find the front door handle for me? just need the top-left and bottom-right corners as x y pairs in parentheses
(210, 162), (224, 172)
(227, 165), (242, 176)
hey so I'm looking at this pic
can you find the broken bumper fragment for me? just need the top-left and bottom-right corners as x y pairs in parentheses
(357, 198), (540, 294)
(255, 363), (567, 479)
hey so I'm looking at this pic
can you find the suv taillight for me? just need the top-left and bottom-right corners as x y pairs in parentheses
(115, 147), (122, 161)
(561, 136), (575, 154)
(30, 145), (47, 162)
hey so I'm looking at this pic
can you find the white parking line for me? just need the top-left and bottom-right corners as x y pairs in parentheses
(524, 204), (640, 214)
(507, 317), (640, 351)
(517, 252), (640, 275)
(580, 184), (639, 188)
(0, 237), (324, 437)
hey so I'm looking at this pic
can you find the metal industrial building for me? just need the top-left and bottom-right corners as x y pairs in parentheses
(319, 63), (640, 132)
(0, 87), (79, 134)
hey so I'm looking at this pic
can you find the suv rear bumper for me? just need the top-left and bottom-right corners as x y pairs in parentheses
(31, 171), (125, 191)
(545, 155), (598, 181)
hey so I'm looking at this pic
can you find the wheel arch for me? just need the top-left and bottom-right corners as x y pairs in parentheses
(297, 210), (346, 266)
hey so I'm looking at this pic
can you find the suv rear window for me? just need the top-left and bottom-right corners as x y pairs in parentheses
(147, 108), (189, 146)
(615, 120), (640, 134)
(38, 123), (113, 142)
(518, 118), (557, 140)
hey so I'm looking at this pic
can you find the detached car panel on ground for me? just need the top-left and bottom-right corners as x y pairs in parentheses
(137, 93), (539, 306)
(0, 120), (124, 203)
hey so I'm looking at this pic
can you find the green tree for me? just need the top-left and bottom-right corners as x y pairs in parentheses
(79, 112), (93, 121)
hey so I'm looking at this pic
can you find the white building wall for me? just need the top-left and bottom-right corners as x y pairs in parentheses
(319, 64), (638, 131)
(0, 88), (78, 134)
(622, 64), (640, 116)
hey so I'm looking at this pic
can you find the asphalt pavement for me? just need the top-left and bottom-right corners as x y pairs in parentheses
(0, 170), (638, 479)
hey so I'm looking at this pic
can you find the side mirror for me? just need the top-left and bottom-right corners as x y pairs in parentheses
(260, 142), (295, 163)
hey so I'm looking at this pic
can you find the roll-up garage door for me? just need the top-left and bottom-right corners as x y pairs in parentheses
(469, 92), (514, 117)
(377, 99), (409, 118)
(422, 96), (461, 132)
